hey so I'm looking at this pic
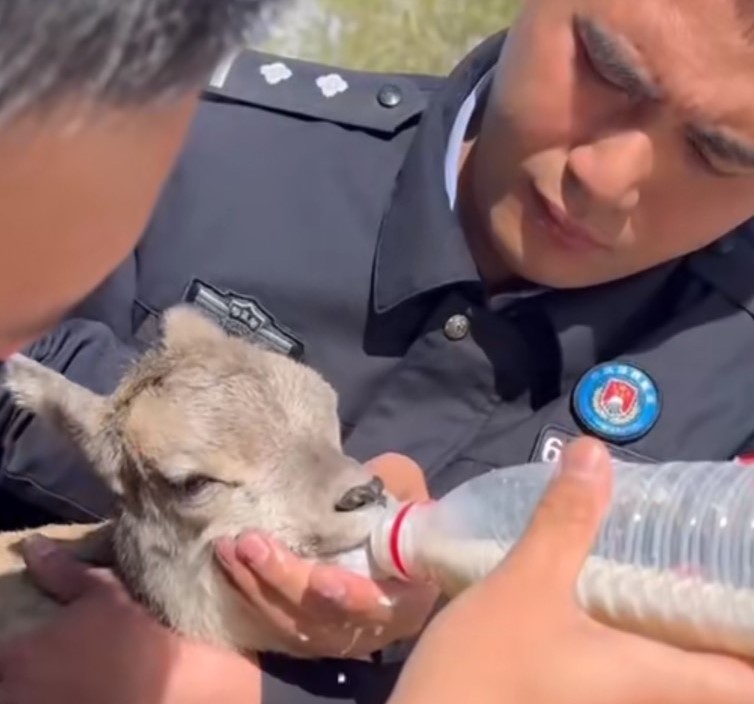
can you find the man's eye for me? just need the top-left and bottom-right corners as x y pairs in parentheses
(687, 140), (719, 176)
(575, 33), (634, 98)
(580, 50), (627, 94)
(686, 139), (738, 179)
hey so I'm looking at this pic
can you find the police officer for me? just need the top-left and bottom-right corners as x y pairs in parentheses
(6, 0), (754, 702)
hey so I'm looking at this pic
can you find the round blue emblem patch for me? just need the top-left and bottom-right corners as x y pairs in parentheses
(572, 363), (661, 443)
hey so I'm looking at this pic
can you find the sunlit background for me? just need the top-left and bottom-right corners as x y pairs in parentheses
(255, 0), (521, 74)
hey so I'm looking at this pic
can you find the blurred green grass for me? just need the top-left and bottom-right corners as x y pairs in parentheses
(263, 0), (520, 74)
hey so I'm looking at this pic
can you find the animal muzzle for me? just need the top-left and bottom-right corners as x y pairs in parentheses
(334, 476), (386, 512)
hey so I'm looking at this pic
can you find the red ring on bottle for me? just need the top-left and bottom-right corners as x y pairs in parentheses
(389, 502), (416, 578)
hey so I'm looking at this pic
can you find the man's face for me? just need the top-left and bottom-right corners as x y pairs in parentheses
(470, 0), (754, 288)
(0, 98), (197, 357)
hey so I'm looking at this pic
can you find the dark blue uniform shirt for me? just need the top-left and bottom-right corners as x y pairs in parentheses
(5, 30), (754, 703)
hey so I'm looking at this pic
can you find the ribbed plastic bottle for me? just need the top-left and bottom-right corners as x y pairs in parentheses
(368, 460), (754, 658)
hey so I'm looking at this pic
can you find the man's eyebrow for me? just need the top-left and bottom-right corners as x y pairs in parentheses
(687, 125), (754, 170)
(574, 15), (754, 174)
(573, 15), (661, 101)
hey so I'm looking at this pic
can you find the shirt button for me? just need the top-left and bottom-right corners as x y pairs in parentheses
(444, 314), (470, 341)
(377, 84), (403, 108)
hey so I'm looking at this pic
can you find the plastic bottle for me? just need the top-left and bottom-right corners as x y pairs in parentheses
(368, 460), (754, 658)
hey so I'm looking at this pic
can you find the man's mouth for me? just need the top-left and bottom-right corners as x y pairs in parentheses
(531, 187), (611, 253)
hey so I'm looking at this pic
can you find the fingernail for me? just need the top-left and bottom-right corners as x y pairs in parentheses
(314, 575), (347, 604)
(214, 538), (235, 567)
(237, 533), (271, 568)
(568, 444), (604, 481)
(23, 535), (57, 560)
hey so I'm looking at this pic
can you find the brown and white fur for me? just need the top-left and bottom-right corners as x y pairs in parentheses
(0, 305), (389, 655)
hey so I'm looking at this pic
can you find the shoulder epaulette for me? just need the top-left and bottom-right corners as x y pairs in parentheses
(202, 49), (435, 135)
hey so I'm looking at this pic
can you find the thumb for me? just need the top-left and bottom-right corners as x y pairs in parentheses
(501, 437), (613, 593)
(22, 534), (92, 604)
(368, 453), (429, 502)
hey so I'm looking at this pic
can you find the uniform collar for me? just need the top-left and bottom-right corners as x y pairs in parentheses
(444, 70), (494, 210)
(372, 32), (505, 313)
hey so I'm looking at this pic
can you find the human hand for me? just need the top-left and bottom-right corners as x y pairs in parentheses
(388, 437), (754, 704)
(214, 453), (440, 659)
(0, 537), (261, 704)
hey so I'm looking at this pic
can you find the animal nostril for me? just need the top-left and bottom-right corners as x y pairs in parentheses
(335, 477), (385, 512)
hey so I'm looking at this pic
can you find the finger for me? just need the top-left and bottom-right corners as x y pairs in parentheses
(21, 534), (92, 603)
(367, 453), (429, 502)
(232, 532), (315, 605)
(215, 537), (270, 603)
(309, 565), (439, 628)
(219, 535), (373, 629)
(223, 533), (377, 613)
(215, 538), (316, 651)
(306, 564), (395, 621)
(500, 437), (613, 591)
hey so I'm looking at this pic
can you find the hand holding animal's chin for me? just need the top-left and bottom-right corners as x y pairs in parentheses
(212, 452), (438, 659)
(215, 532), (440, 660)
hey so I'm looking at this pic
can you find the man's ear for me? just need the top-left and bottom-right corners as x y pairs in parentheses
(2, 354), (123, 494)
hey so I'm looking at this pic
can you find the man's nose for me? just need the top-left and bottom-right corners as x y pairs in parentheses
(566, 129), (652, 213)
(334, 476), (386, 512)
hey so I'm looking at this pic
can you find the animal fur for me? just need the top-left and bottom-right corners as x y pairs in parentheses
(0, 305), (388, 655)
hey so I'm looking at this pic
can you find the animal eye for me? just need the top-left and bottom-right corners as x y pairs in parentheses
(172, 474), (218, 498)
(686, 136), (744, 179)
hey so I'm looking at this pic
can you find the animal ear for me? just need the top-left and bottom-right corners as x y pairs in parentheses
(2, 354), (123, 494)
(160, 304), (227, 352)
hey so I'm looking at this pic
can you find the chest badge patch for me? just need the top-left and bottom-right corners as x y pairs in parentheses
(572, 362), (661, 443)
(183, 279), (305, 360)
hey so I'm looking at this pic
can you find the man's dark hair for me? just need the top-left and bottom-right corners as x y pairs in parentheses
(0, 0), (281, 123)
